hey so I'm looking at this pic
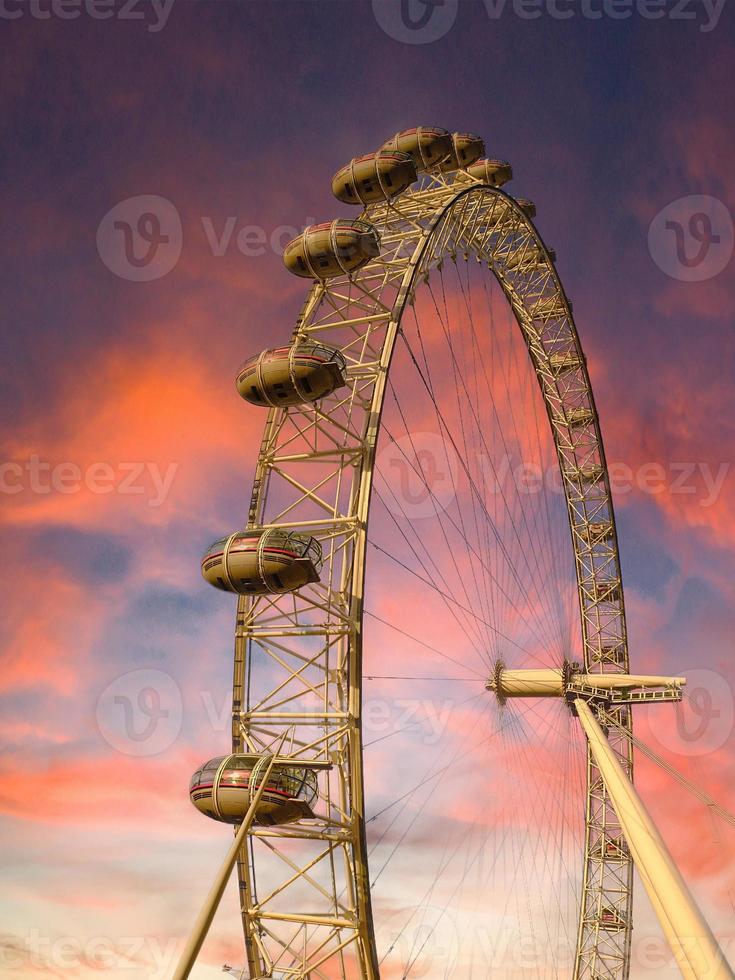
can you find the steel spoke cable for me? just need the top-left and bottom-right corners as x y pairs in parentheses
(462, 258), (570, 663)
(433, 263), (561, 650)
(430, 269), (503, 662)
(366, 698), (536, 829)
(502, 702), (584, 960)
(474, 265), (569, 655)
(369, 538), (547, 663)
(379, 406), (555, 662)
(363, 691), (486, 750)
(363, 608), (486, 679)
(404, 292), (542, 656)
(384, 388), (495, 661)
(411, 264), (515, 661)
(384, 332), (497, 660)
(402, 288), (567, 665)
(373, 422), (492, 661)
(605, 712), (735, 830)
(434, 267), (569, 663)
(482, 276), (571, 667)
(398, 320), (561, 666)
(371, 486), (491, 668)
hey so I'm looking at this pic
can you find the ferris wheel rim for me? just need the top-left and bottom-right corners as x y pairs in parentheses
(232, 175), (634, 980)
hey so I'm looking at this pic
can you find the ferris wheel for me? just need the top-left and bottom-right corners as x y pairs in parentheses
(173, 128), (734, 980)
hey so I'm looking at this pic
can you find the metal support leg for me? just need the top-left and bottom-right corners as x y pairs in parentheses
(575, 698), (734, 980)
(171, 750), (281, 980)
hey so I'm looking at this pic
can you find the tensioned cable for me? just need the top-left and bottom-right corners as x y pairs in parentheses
(474, 266), (575, 666)
(378, 411), (557, 663)
(401, 295), (549, 657)
(423, 264), (564, 655)
(428, 268), (569, 662)
(363, 608), (486, 678)
(605, 712), (735, 830)
(380, 386), (496, 660)
(397, 322), (564, 669)
(394, 283), (499, 662)
(371, 482), (491, 667)
(369, 539), (547, 662)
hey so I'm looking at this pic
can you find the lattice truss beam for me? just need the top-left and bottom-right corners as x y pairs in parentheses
(229, 171), (634, 979)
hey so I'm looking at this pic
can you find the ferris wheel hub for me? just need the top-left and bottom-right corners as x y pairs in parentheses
(486, 663), (686, 705)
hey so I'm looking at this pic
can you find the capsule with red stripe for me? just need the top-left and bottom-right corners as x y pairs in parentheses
(189, 753), (318, 826)
(201, 528), (323, 595)
(466, 158), (513, 187)
(283, 219), (380, 279)
(332, 150), (417, 205)
(439, 132), (486, 173)
(380, 126), (453, 172)
(236, 342), (347, 408)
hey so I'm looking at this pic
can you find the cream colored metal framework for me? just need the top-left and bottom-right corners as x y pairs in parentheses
(225, 167), (641, 980)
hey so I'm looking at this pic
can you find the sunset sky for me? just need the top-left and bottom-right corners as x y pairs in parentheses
(1, 1), (734, 977)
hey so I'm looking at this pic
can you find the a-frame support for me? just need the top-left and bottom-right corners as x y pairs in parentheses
(575, 697), (734, 980)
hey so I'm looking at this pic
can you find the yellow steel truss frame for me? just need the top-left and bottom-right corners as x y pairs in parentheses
(230, 172), (634, 979)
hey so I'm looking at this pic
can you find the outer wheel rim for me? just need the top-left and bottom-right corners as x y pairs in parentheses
(231, 174), (633, 980)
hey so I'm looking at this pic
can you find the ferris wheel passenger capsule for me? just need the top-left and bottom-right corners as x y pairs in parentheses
(189, 753), (318, 826)
(201, 528), (323, 595)
(283, 219), (380, 279)
(236, 342), (347, 407)
(332, 150), (417, 205)
(515, 198), (537, 219)
(600, 906), (626, 931)
(439, 132), (486, 172)
(380, 126), (454, 172)
(466, 158), (513, 186)
(549, 350), (582, 375)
